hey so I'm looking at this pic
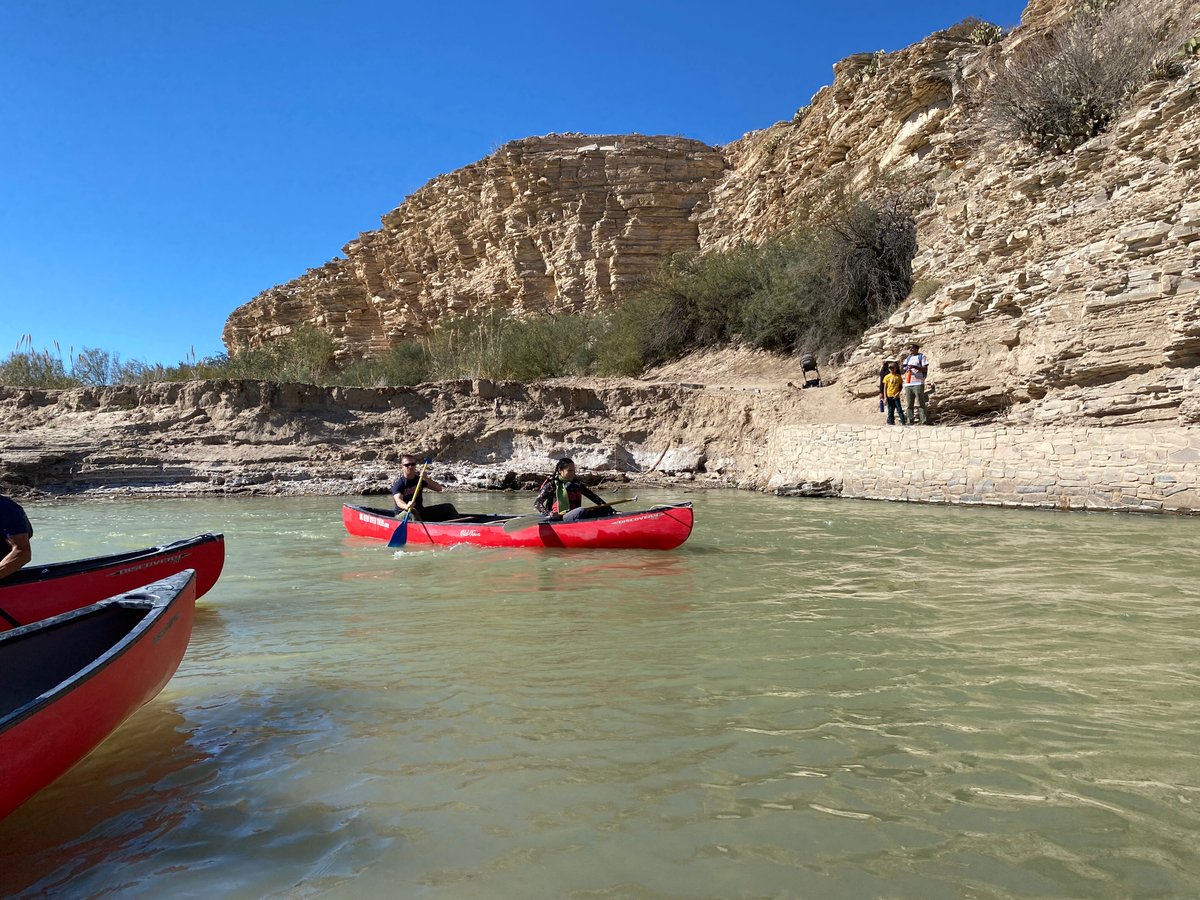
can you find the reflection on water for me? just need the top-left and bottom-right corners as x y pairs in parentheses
(2, 491), (1200, 897)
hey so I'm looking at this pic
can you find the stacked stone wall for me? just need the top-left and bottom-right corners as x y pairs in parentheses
(765, 424), (1200, 514)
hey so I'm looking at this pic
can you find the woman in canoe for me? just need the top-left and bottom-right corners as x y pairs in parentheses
(534, 458), (615, 522)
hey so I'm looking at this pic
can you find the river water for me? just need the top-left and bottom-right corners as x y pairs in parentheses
(1, 491), (1198, 898)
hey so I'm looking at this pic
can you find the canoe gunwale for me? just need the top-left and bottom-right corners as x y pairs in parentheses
(0, 571), (196, 735)
(0, 533), (222, 587)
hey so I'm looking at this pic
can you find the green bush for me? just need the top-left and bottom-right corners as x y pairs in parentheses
(910, 279), (943, 302)
(0, 349), (76, 389)
(337, 342), (431, 387)
(936, 17), (1003, 45)
(598, 182), (917, 371)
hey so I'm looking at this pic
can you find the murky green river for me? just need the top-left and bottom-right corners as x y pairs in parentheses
(2, 491), (1199, 898)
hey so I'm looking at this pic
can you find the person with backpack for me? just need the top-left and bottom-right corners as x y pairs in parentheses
(534, 458), (613, 522)
(902, 342), (930, 425)
(882, 361), (907, 425)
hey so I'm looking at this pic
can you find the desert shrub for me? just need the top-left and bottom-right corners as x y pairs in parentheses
(970, 21), (1005, 46)
(377, 311), (601, 383)
(600, 181), (918, 371)
(0, 348), (77, 388)
(982, 1), (1183, 152)
(211, 325), (338, 383)
(594, 294), (672, 376)
(937, 17), (1003, 45)
(491, 313), (597, 380)
(71, 347), (123, 385)
(336, 342), (431, 387)
(910, 279), (943, 302)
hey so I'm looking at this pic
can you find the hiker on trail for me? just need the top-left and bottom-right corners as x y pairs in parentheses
(390, 456), (460, 522)
(883, 361), (907, 426)
(800, 353), (821, 388)
(0, 494), (33, 580)
(534, 458), (614, 522)
(878, 357), (894, 414)
(902, 342), (930, 425)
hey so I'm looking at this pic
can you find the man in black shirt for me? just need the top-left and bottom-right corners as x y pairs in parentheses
(389, 457), (460, 522)
(0, 494), (33, 580)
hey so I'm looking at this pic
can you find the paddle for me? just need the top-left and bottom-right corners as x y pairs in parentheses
(388, 461), (428, 548)
(501, 497), (638, 533)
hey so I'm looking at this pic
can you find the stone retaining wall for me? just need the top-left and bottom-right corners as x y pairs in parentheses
(764, 424), (1200, 514)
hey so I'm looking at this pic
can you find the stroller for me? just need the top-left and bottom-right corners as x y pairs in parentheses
(800, 353), (822, 388)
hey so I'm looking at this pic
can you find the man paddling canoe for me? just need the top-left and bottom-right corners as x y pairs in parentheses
(390, 456), (460, 523)
(534, 458), (616, 523)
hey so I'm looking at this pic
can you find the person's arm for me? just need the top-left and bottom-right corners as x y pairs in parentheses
(534, 480), (555, 516)
(0, 533), (32, 580)
(580, 484), (607, 507)
(421, 476), (444, 493)
(391, 477), (417, 513)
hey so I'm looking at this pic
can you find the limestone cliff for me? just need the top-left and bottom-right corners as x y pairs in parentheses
(710, 0), (1200, 427)
(224, 0), (1200, 427)
(223, 135), (726, 356)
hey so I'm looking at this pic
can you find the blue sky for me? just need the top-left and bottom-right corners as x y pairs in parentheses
(0, 0), (1027, 366)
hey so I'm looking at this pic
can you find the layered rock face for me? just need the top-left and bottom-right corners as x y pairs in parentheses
(223, 135), (726, 356)
(697, 0), (1200, 426)
(224, 0), (1200, 426)
(0, 379), (783, 497)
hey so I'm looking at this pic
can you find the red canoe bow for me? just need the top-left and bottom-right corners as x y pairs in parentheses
(0, 570), (197, 821)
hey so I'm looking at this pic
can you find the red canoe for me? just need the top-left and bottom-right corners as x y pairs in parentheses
(0, 533), (223, 633)
(0, 570), (197, 821)
(342, 503), (695, 551)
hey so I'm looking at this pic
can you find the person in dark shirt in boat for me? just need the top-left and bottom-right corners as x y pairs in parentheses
(0, 494), (33, 580)
(534, 458), (615, 522)
(389, 457), (460, 523)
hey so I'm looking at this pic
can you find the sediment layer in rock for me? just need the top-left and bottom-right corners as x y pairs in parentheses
(223, 135), (727, 357)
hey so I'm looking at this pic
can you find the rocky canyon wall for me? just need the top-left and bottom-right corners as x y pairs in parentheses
(223, 136), (726, 356)
(223, 0), (1200, 427)
(714, 0), (1200, 428)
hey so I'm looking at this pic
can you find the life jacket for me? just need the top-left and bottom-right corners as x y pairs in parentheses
(542, 478), (583, 513)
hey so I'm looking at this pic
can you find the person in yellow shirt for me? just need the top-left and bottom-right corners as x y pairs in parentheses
(882, 361), (907, 426)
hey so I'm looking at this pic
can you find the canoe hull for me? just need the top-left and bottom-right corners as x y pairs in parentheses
(0, 570), (197, 821)
(0, 533), (223, 632)
(343, 503), (694, 551)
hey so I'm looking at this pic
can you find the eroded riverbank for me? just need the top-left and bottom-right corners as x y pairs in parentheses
(3, 379), (1199, 515)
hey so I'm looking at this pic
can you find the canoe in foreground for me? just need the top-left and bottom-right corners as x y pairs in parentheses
(0, 533), (223, 633)
(343, 503), (694, 551)
(0, 570), (197, 821)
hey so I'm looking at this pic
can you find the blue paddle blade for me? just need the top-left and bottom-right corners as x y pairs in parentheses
(387, 516), (409, 548)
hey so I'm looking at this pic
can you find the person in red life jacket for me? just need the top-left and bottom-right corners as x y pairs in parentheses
(0, 494), (33, 580)
(390, 456), (460, 522)
(534, 458), (615, 522)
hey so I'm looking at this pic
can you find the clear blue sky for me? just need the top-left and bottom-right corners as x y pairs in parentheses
(0, 0), (1027, 366)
